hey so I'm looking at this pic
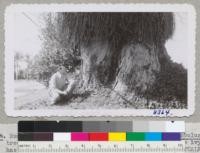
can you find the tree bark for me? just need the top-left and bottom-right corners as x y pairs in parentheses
(80, 40), (112, 90)
(80, 41), (162, 96)
(114, 43), (160, 94)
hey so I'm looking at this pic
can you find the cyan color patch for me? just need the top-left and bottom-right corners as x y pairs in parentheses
(145, 132), (162, 141)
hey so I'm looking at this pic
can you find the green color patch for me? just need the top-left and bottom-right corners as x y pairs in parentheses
(126, 132), (145, 141)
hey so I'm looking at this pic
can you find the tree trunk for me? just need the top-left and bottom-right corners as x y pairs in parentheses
(80, 40), (112, 90)
(80, 41), (162, 96)
(114, 43), (160, 95)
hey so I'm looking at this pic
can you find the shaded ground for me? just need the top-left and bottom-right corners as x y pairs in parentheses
(15, 80), (186, 110)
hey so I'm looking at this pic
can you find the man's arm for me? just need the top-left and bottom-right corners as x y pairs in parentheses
(54, 88), (66, 95)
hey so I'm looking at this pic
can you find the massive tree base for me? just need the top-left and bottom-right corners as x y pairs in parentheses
(80, 42), (160, 94)
(77, 41), (187, 106)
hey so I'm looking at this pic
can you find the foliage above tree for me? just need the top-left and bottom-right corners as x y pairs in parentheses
(59, 13), (174, 47)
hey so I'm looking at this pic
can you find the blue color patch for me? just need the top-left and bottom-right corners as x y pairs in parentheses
(145, 132), (162, 141)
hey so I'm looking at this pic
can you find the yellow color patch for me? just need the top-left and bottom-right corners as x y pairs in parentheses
(108, 132), (126, 141)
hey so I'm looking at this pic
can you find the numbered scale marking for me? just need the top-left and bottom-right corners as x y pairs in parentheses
(18, 141), (185, 153)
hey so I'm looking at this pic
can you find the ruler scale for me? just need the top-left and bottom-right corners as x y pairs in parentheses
(18, 141), (185, 153)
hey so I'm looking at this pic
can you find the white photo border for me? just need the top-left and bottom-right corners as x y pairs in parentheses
(4, 4), (196, 117)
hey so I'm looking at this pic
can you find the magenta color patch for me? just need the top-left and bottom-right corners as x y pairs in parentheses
(71, 132), (89, 141)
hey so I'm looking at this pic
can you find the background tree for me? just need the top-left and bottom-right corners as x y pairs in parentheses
(30, 13), (81, 83)
(14, 52), (23, 80)
(14, 52), (31, 80)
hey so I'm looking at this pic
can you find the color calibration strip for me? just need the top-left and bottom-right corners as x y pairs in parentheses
(18, 121), (184, 141)
(18, 121), (185, 132)
(18, 132), (181, 141)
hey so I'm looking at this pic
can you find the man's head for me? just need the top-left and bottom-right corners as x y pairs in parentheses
(58, 66), (67, 75)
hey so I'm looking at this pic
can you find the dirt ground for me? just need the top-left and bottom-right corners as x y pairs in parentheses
(15, 82), (136, 110)
(14, 80), (186, 110)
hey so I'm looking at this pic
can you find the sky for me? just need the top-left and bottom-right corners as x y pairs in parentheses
(165, 12), (188, 69)
(13, 12), (44, 57)
(11, 12), (188, 68)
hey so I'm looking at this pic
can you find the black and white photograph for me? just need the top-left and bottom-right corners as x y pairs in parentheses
(5, 4), (195, 116)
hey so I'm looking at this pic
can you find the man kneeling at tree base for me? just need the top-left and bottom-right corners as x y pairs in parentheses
(48, 66), (76, 105)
